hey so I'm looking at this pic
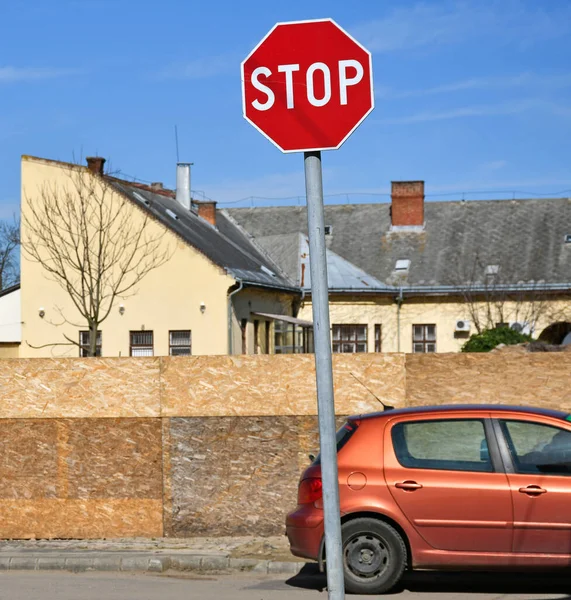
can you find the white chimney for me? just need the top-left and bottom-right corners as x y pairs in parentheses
(176, 163), (191, 210)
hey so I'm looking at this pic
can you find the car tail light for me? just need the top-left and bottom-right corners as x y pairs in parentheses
(297, 477), (323, 504)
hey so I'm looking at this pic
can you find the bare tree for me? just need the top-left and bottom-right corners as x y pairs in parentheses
(449, 251), (570, 336)
(0, 217), (20, 290)
(22, 164), (172, 356)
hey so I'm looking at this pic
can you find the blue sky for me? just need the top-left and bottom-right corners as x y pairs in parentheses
(1, 0), (570, 218)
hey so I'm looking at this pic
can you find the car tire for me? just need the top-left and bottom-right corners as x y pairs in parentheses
(340, 517), (407, 595)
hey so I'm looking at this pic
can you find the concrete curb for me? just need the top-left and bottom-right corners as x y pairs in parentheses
(0, 553), (307, 575)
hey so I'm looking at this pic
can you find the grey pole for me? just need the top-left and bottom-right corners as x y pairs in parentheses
(304, 150), (345, 600)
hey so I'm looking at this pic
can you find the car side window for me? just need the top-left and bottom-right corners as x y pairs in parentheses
(500, 420), (571, 476)
(391, 419), (493, 472)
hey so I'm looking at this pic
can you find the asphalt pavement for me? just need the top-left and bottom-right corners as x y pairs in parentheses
(0, 567), (569, 600)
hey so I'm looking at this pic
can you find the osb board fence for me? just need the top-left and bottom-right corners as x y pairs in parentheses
(0, 418), (163, 538)
(0, 354), (403, 418)
(1, 352), (571, 539)
(406, 353), (571, 413)
(0, 415), (327, 538)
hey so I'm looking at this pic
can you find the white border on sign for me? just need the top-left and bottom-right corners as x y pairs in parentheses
(240, 17), (375, 154)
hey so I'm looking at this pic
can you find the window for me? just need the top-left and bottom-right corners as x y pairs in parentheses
(374, 324), (382, 352)
(130, 330), (153, 356)
(274, 320), (312, 353)
(332, 325), (367, 353)
(413, 324), (436, 353)
(394, 259), (411, 272)
(169, 330), (191, 356)
(312, 420), (359, 465)
(79, 330), (102, 357)
(392, 419), (492, 472)
(501, 420), (571, 476)
(324, 225), (333, 236)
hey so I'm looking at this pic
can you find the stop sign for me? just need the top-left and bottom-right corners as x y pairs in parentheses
(241, 19), (374, 153)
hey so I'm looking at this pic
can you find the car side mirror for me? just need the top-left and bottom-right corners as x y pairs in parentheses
(480, 439), (490, 462)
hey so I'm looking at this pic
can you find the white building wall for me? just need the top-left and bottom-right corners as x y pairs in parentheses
(0, 288), (21, 342)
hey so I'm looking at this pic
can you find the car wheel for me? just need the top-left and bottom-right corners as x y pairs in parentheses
(341, 518), (407, 595)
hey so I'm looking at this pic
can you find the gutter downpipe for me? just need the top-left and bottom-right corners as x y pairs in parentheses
(228, 278), (243, 355)
(396, 287), (404, 352)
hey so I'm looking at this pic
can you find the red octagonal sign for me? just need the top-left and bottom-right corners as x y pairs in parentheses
(241, 19), (374, 153)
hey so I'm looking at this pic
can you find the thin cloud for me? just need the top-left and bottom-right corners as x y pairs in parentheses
(375, 99), (558, 125)
(482, 160), (508, 171)
(158, 54), (236, 80)
(0, 66), (82, 83)
(376, 73), (571, 99)
(353, 1), (571, 54)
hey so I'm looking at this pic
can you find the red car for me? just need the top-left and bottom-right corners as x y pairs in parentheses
(286, 405), (571, 594)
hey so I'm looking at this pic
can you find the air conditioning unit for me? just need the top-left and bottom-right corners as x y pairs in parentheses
(509, 321), (531, 335)
(455, 319), (471, 332)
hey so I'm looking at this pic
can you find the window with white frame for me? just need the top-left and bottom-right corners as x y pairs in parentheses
(412, 324), (436, 353)
(332, 325), (367, 353)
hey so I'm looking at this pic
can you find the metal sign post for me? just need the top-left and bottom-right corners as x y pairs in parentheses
(304, 150), (344, 600)
(241, 20), (374, 600)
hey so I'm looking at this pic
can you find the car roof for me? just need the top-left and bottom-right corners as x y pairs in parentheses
(352, 404), (568, 422)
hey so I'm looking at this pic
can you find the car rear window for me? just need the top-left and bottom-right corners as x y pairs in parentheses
(312, 421), (359, 465)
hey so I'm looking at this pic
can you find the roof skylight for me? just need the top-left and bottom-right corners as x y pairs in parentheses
(261, 265), (276, 277)
(133, 191), (151, 206)
(395, 259), (411, 271)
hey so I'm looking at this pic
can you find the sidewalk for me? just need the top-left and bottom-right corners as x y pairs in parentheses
(0, 536), (308, 575)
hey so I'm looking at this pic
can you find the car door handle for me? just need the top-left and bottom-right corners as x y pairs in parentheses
(519, 485), (547, 496)
(395, 481), (423, 491)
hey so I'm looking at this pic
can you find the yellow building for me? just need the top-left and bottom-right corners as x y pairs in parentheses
(6, 161), (570, 359)
(228, 181), (571, 353)
(13, 155), (308, 358)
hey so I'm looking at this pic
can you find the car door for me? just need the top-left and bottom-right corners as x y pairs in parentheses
(384, 414), (513, 552)
(494, 417), (571, 554)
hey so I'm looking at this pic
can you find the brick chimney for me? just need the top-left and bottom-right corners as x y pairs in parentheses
(86, 156), (106, 175)
(391, 181), (424, 228)
(195, 200), (217, 226)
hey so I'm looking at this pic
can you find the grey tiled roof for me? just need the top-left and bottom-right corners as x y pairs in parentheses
(228, 198), (571, 289)
(253, 232), (390, 291)
(108, 181), (296, 291)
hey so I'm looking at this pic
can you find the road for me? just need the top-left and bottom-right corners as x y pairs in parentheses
(0, 567), (569, 599)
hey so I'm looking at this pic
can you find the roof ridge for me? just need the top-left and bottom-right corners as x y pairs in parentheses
(106, 176), (176, 199)
(219, 211), (297, 286)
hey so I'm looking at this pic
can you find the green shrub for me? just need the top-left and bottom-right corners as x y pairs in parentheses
(462, 326), (532, 353)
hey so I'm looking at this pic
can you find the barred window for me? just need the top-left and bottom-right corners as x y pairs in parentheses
(169, 330), (191, 356)
(79, 330), (102, 357)
(130, 330), (154, 357)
